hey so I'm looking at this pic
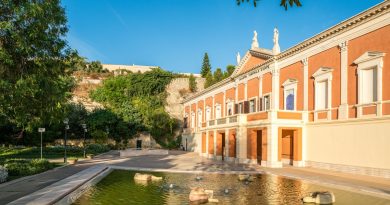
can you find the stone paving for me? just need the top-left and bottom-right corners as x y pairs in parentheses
(1, 150), (390, 204)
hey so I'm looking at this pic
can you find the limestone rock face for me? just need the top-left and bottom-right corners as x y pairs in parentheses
(189, 187), (209, 203)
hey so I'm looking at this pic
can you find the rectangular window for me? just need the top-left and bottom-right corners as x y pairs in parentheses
(258, 97), (263, 111)
(316, 81), (328, 110)
(239, 102), (244, 114)
(361, 68), (377, 104)
(215, 105), (221, 119)
(198, 111), (202, 128)
(263, 95), (270, 111)
(285, 89), (295, 111)
(206, 109), (211, 122)
(249, 99), (256, 113)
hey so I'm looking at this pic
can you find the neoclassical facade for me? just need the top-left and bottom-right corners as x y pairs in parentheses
(182, 1), (390, 178)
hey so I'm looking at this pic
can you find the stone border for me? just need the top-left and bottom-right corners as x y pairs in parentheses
(8, 164), (390, 205)
(108, 165), (264, 175)
(261, 170), (390, 201)
(8, 165), (109, 205)
(55, 167), (113, 205)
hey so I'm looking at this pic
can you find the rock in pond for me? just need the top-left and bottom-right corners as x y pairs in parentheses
(189, 187), (209, 204)
(134, 173), (162, 182)
(238, 174), (255, 182)
(302, 191), (335, 204)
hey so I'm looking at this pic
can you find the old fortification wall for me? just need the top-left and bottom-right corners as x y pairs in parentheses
(165, 77), (205, 119)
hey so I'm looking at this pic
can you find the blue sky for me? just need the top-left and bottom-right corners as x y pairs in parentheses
(62, 0), (383, 74)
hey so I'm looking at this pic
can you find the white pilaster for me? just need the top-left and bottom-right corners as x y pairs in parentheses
(302, 58), (309, 111)
(339, 41), (349, 119)
(271, 63), (280, 111)
(213, 130), (217, 156)
(225, 128), (229, 160)
(266, 125), (282, 168)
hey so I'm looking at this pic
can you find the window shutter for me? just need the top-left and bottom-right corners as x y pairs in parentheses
(259, 98), (263, 111)
(244, 101), (249, 113)
(234, 104), (238, 114)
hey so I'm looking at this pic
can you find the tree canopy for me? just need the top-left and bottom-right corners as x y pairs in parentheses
(0, 0), (74, 133)
(236, 0), (302, 10)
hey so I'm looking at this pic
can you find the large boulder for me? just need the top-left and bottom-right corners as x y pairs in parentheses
(134, 173), (152, 181)
(189, 187), (209, 204)
(303, 191), (335, 204)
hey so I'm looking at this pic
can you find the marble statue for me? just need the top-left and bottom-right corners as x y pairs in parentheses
(236, 52), (241, 65)
(251, 30), (259, 49)
(273, 28), (281, 54)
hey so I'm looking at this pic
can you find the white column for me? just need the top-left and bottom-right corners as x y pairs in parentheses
(266, 125), (282, 168)
(302, 58), (309, 111)
(203, 99), (206, 123)
(195, 103), (198, 132)
(225, 128), (229, 161)
(223, 91), (226, 117)
(302, 58), (309, 122)
(339, 41), (349, 119)
(206, 131), (209, 157)
(377, 59), (383, 116)
(259, 75), (263, 97)
(271, 62), (280, 121)
(212, 96), (215, 120)
(213, 130), (217, 157)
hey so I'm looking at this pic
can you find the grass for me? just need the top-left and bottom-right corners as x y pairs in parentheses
(0, 144), (110, 183)
(0, 144), (110, 162)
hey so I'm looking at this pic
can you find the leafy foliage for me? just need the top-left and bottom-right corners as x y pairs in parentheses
(236, 0), (302, 10)
(91, 68), (178, 146)
(204, 65), (235, 88)
(0, 0), (75, 141)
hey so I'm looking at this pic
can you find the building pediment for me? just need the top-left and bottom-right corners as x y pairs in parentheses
(312, 67), (334, 78)
(353, 51), (385, 65)
(282, 78), (298, 87)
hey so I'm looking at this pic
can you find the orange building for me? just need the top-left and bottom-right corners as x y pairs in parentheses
(182, 1), (390, 178)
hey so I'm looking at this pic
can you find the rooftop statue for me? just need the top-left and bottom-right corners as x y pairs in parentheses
(273, 28), (281, 55)
(251, 30), (259, 49)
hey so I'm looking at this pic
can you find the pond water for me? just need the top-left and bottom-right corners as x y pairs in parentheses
(73, 170), (390, 205)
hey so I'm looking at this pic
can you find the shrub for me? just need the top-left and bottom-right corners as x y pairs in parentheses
(0, 165), (8, 183)
(4, 159), (53, 177)
(86, 144), (110, 154)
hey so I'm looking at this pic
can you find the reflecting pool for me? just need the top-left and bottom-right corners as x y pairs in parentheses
(73, 170), (390, 205)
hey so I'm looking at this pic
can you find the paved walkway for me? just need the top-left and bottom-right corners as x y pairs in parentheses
(1, 150), (390, 204)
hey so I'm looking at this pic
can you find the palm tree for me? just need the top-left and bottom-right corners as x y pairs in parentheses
(236, 0), (302, 10)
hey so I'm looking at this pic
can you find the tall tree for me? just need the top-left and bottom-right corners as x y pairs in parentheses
(236, 0), (302, 10)
(200, 53), (211, 78)
(0, 0), (74, 134)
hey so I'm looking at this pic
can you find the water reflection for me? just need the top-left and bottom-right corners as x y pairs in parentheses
(73, 170), (390, 205)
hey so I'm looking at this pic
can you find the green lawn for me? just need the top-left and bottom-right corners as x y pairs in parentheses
(0, 144), (110, 183)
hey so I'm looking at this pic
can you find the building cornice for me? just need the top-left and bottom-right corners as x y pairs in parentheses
(182, 1), (390, 104)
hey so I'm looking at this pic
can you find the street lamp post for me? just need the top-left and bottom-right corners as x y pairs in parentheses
(63, 118), (69, 163)
(81, 124), (87, 158)
(38, 128), (45, 159)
